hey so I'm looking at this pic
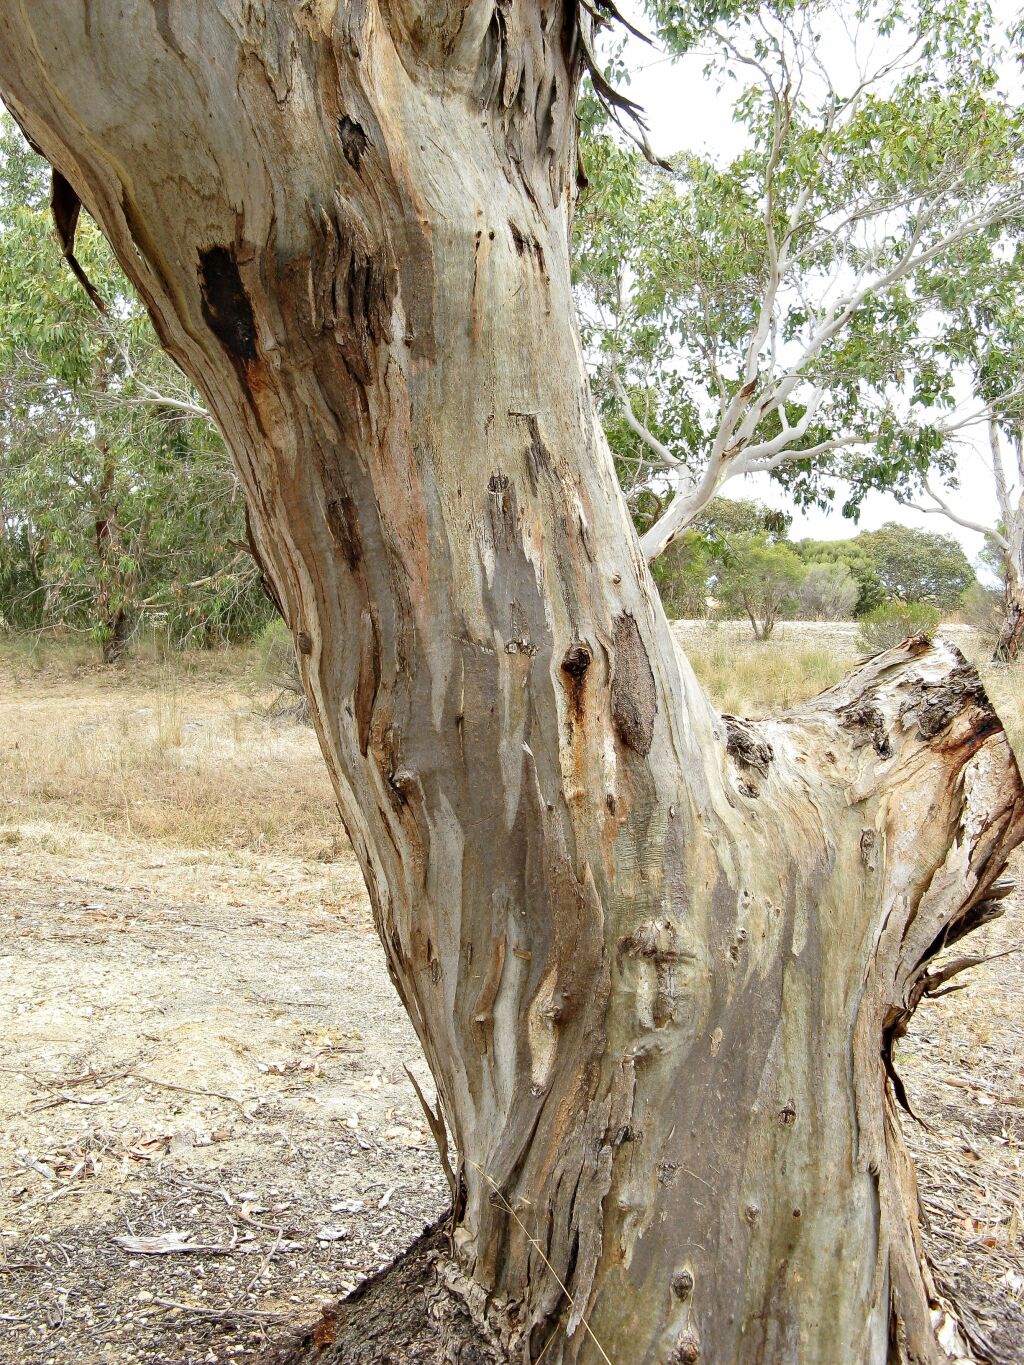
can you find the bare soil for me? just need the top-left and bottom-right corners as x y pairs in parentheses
(0, 651), (1021, 1363)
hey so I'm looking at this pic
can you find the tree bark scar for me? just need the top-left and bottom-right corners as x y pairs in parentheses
(561, 642), (592, 720)
(51, 170), (106, 313)
(337, 114), (368, 169)
(521, 414), (553, 492)
(153, 0), (185, 59)
(325, 494), (363, 570)
(486, 472), (519, 551)
(840, 698), (892, 758)
(722, 715), (774, 785)
(611, 613), (657, 756)
(354, 609), (381, 757)
(508, 220), (545, 271)
(198, 245), (258, 364)
(903, 662), (996, 741)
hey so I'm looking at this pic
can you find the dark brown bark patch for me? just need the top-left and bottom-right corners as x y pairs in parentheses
(610, 613), (657, 756)
(337, 114), (369, 168)
(267, 1213), (493, 1364)
(198, 245), (258, 363)
(722, 715), (774, 778)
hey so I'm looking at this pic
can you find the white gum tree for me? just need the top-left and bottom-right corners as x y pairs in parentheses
(575, 0), (1024, 562)
(0, 3), (1021, 1362)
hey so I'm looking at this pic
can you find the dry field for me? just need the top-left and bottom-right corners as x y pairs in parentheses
(0, 628), (1021, 1363)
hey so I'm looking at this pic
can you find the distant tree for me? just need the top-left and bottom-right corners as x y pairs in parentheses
(575, 0), (1024, 560)
(856, 522), (976, 608)
(794, 539), (886, 615)
(651, 530), (712, 619)
(715, 535), (806, 639)
(795, 562), (859, 621)
(651, 498), (789, 618)
(0, 118), (270, 657)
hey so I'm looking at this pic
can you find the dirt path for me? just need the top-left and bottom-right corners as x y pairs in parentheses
(0, 827), (445, 1364)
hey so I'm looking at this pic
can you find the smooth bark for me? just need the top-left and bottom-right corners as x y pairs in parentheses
(0, 5), (1021, 1362)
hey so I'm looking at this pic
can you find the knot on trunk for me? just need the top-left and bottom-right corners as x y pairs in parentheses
(900, 661), (995, 740)
(840, 697), (893, 757)
(722, 715), (774, 780)
(561, 641), (592, 719)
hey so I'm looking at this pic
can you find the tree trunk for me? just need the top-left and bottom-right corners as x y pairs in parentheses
(994, 567), (1024, 662)
(93, 434), (132, 662)
(1, 6), (1021, 1362)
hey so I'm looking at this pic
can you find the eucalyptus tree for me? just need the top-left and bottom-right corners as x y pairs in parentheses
(896, 237), (1024, 656)
(575, 0), (1024, 561)
(0, 119), (269, 654)
(0, 4), (1021, 1363)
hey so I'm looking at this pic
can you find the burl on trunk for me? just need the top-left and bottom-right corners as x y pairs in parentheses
(0, 3), (1019, 1362)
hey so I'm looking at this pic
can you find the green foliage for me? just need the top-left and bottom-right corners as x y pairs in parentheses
(576, 0), (1024, 539)
(713, 535), (806, 639)
(688, 497), (791, 546)
(857, 600), (941, 651)
(650, 530), (712, 618)
(794, 539), (886, 615)
(0, 524), (45, 629)
(650, 497), (790, 617)
(0, 116), (272, 655)
(855, 522), (975, 606)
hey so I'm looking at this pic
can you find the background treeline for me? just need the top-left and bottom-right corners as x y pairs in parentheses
(652, 495), (989, 642)
(0, 122), (273, 660)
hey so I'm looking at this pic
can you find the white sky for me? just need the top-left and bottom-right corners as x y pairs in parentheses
(612, 1), (1022, 571)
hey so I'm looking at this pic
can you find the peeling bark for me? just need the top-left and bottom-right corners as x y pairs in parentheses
(1, 5), (1021, 1362)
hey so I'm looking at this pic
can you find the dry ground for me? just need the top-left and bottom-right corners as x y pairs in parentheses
(0, 630), (1021, 1363)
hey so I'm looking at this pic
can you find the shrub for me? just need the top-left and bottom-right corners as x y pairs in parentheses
(857, 601), (940, 653)
(794, 562), (859, 620)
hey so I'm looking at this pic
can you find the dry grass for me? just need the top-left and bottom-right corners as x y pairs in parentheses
(0, 641), (339, 858)
(4, 630), (1024, 860)
(675, 621), (1024, 759)
(682, 631), (856, 715)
